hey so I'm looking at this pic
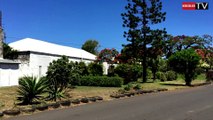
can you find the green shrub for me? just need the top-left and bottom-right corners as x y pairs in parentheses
(156, 72), (167, 81)
(17, 76), (48, 105)
(77, 62), (89, 76)
(79, 76), (123, 87)
(114, 64), (142, 84)
(69, 62), (82, 86)
(195, 67), (205, 75)
(124, 83), (133, 91)
(147, 69), (153, 79)
(133, 83), (141, 90)
(168, 49), (201, 86)
(46, 56), (71, 89)
(88, 62), (103, 76)
(107, 65), (115, 77)
(46, 56), (72, 101)
(165, 71), (177, 81)
(158, 58), (168, 72)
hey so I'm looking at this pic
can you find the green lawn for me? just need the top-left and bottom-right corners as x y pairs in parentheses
(138, 74), (207, 90)
(0, 74), (207, 111)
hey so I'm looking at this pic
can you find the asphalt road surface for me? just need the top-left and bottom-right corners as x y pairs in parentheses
(7, 84), (213, 120)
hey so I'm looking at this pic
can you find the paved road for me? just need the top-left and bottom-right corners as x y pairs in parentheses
(7, 84), (213, 120)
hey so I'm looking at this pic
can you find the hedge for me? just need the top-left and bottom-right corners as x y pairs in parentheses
(114, 64), (142, 84)
(79, 76), (123, 87)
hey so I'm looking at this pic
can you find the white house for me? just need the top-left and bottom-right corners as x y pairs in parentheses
(0, 38), (96, 86)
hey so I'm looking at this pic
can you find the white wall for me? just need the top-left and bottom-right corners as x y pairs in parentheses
(0, 64), (19, 86)
(18, 53), (94, 78)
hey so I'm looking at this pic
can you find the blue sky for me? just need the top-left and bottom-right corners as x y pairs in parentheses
(0, 0), (212, 52)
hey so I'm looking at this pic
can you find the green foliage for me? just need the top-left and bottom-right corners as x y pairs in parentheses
(17, 76), (48, 105)
(69, 62), (83, 86)
(88, 62), (103, 76)
(81, 40), (99, 55)
(46, 87), (67, 101)
(46, 56), (71, 89)
(114, 64), (142, 84)
(156, 71), (167, 81)
(165, 71), (177, 81)
(121, 0), (166, 82)
(163, 35), (213, 59)
(195, 67), (205, 75)
(107, 65), (115, 77)
(168, 49), (201, 86)
(158, 58), (167, 72)
(148, 57), (160, 81)
(147, 69), (153, 79)
(78, 62), (89, 76)
(133, 83), (141, 90)
(79, 76), (123, 87)
(124, 83), (133, 91)
(3, 43), (18, 59)
(46, 56), (72, 101)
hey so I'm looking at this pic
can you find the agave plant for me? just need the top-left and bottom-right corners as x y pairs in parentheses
(17, 76), (48, 105)
(46, 87), (67, 101)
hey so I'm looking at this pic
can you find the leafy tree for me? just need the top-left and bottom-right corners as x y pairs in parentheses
(115, 63), (142, 84)
(17, 76), (48, 105)
(117, 45), (136, 64)
(97, 48), (119, 64)
(168, 49), (201, 86)
(148, 56), (161, 81)
(81, 40), (100, 55)
(0, 20), (18, 59)
(147, 35), (165, 81)
(163, 35), (212, 59)
(121, 0), (166, 82)
(46, 56), (72, 101)
(3, 42), (18, 59)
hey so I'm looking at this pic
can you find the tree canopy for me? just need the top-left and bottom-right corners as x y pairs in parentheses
(3, 42), (18, 59)
(81, 40), (99, 55)
(168, 49), (201, 86)
(121, 0), (166, 82)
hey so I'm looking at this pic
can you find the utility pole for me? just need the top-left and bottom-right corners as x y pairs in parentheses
(0, 11), (4, 59)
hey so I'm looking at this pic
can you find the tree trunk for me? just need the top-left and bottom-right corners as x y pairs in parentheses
(185, 74), (192, 86)
(185, 80), (191, 86)
(142, 60), (147, 83)
(142, 43), (147, 83)
(153, 70), (156, 81)
(142, 0), (147, 83)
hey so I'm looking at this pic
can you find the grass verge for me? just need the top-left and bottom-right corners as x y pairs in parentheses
(0, 74), (207, 111)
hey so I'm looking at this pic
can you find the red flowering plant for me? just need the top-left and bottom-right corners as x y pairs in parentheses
(96, 48), (119, 64)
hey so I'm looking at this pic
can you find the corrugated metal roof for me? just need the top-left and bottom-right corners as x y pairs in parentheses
(9, 38), (96, 60)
